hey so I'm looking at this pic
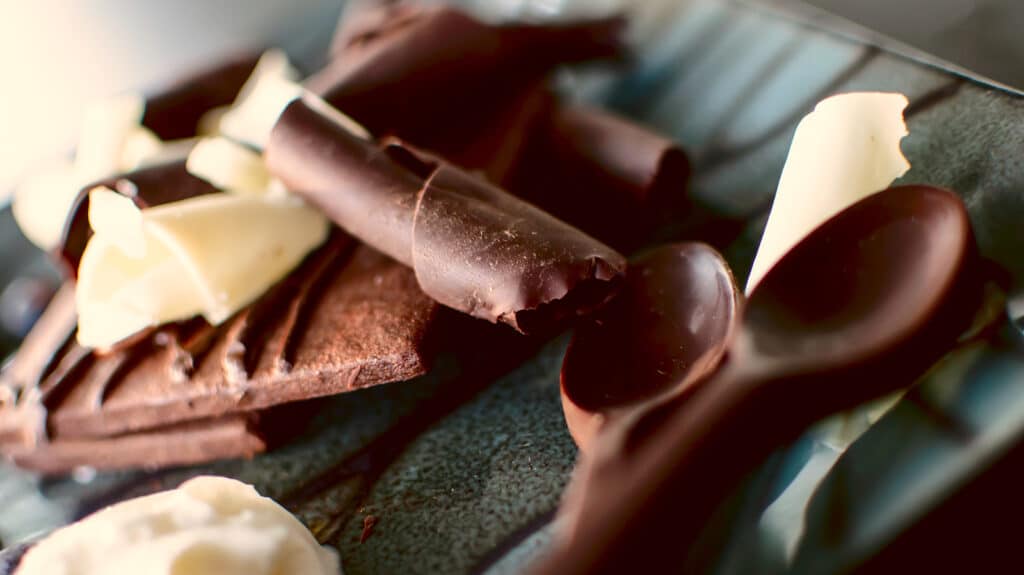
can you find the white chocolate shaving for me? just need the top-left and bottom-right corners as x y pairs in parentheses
(119, 126), (164, 170)
(88, 187), (146, 258)
(240, 50), (300, 96)
(197, 105), (231, 136)
(17, 476), (341, 575)
(187, 137), (271, 195)
(76, 192), (328, 349)
(219, 50), (368, 149)
(73, 93), (146, 183)
(12, 95), (189, 251)
(746, 92), (910, 294)
(219, 68), (304, 150)
(11, 163), (82, 250)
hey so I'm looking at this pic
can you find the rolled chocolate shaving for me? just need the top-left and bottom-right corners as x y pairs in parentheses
(307, 3), (623, 157)
(508, 104), (691, 250)
(56, 159), (220, 276)
(267, 98), (626, 333)
(142, 53), (261, 140)
(411, 150), (626, 332)
(318, 2), (694, 250)
(441, 83), (553, 185)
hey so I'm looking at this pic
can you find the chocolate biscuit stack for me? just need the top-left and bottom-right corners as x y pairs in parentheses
(0, 2), (690, 474)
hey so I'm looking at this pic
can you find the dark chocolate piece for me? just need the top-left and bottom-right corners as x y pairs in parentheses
(536, 186), (986, 573)
(508, 104), (691, 250)
(441, 83), (553, 186)
(7, 391), (322, 474)
(319, 3), (692, 250)
(560, 243), (739, 452)
(56, 159), (220, 277)
(266, 98), (626, 333)
(6, 413), (266, 475)
(0, 240), (439, 441)
(142, 53), (261, 140)
(307, 3), (623, 159)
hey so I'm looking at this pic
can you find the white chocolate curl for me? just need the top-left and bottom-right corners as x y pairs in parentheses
(76, 188), (328, 349)
(218, 52), (305, 149)
(12, 93), (185, 251)
(219, 63), (368, 150)
(16, 476), (341, 575)
(746, 92), (910, 294)
(187, 137), (272, 195)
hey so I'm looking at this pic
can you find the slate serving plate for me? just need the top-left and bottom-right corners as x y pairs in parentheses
(2, 0), (1024, 573)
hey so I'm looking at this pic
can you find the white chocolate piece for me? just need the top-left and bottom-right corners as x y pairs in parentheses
(88, 187), (146, 258)
(12, 97), (190, 251)
(16, 476), (341, 575)
(219, 50), (368, 150)
(73, 93), (147, 183)
(119, 126), (164, 170)
(236, 49), (301, 101)
(219, 56), (305, 149)
(746, 92), (910, 294)
(11, 163), (82, 250)
(187, 137), (271, 195)
(76, 192), (328, 349)
(197, 105), (231, 136)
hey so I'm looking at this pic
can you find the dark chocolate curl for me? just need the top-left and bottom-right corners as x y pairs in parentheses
(267, 98), (626, 333)
(547, 105), (690, 207)
(509, 105), (691, 250)
(317, 3), (694, 250)
(142, 53), (261, 140)
(56, 160), (220, 276)
(307, 4), (623, 156)
(263, 99), (421, 266)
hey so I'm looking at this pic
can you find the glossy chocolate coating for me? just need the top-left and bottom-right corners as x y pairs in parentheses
(510, 105), (691, 250)
(307, 3), (623, 156)
(536, 185), (985, 573)
(266, 98), (626, 334)
(55, 160), (220, 277)
(316, 3), (692, 250)
(560, 243), (739, 452)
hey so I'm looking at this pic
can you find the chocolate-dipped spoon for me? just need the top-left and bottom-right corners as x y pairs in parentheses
(560, 243), (740, 452)
(535, 185), (984, 574)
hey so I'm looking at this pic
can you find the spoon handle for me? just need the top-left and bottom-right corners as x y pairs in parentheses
(546, 362), (829, 574)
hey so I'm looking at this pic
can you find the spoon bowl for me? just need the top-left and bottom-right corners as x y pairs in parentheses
(745, 184), (973, 374)
(559, 242), (740, 452)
